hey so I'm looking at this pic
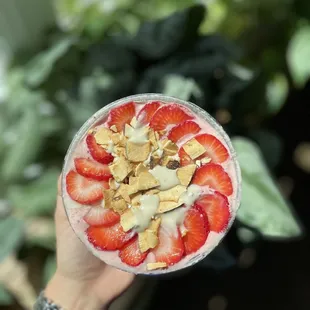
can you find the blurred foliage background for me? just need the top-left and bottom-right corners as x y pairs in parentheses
(0, 0), (310, 309)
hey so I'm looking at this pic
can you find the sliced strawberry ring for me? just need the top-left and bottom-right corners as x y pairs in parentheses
(137, 101), (161, 125)
(107, 101), (136, 131)
(83, 207), (120, 227)
(86, 134), (114, 164)
(75, 158), (112, 181)
(183, 205), (209, 255)
(192, 163), (233, 196)
(168, 120), (201, 144)
(195, 191), (230, 233)
(151, 226), (184, 266)
(194, 134), (229, 164)
(87, 222), (134, 251)
(66, 170), (108, 205)
(119, 236), (148, 267)
(149, 104), (193, 131)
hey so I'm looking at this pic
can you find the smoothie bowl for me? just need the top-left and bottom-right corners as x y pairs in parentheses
(61, 93), (241, 275)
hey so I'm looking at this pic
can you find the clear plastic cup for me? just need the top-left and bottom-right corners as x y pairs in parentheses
(61, 93), (242, 275)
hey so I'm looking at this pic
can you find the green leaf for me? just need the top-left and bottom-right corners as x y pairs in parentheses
(43, 255), (57, 286)
(2, 108), (43, 182)
(8, 168), (60, 216)
(54, 0), (135, 35)
(294, 0), (310, 21)
(0, 216), (24, 262)
(162, 74), (203, 101)
(25, 37), (74, 87)
(131, 4), (206, 59)
(266, 73), (288, 114)
(287, 24), (310, 88)
(0, 286), (12, 306)
(132, 0), (197, 20)
(232, 137), (302, 239)
(199, 0), (228, 34)
(84, 41), (135, 73)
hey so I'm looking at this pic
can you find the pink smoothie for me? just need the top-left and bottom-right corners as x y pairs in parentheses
(62, 95), (241, 275)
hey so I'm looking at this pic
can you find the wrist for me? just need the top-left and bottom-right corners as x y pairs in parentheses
(45, 272), (105, 310)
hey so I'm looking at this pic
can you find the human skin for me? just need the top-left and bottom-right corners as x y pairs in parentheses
(45, 177), (135, 310)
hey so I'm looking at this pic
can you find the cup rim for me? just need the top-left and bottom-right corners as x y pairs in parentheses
(61, 93), (242, 275)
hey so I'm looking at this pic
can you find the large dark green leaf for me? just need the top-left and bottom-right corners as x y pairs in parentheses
(136, 33), (240, 97)
(131, 4), (206, 59)
(188, 34), (240, 59)
(0, 216), (24, 262)
(232, 137), (303, 239)
(294, 0), (310, 21)
(84, 40), (136, 74)
(137, 53), (227, 94)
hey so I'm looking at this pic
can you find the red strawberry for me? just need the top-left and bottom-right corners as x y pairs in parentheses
(179, 146), (194, 166)
(66, 170), (108, 205)
(194, 134), (229, 163)
(192, 164), (233, 196)
(86, 134), (114, 164)
(107, 102), (136, 131)
(183, 205), (209, 254)
(119, 237), (148, 267)
(149, 104), (193, 131)
(195, 192), (230, 233)
(87, 222), (134, 251)
(151, 227), (184, 265)
(83, 207), (120, 227)
(75, 158), (112, 181)
(168, 121), (201, 143)
(137, 101), (161, 125)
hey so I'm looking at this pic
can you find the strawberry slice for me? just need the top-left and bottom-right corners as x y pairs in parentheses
(192, 163), (233, 196)
(75, 158), (112, 181)
(168, 121), (201, 143)
(195, 192), (230, 233)
(107, 101), (136, 131)
(119, 237), (148, 267)
(66, 170), (108, 205)
(179, 146), (194, 166)
(194, 134), (229, 163)
(183, 205), (209, 254)
(149, 104), (193, 131)
(86, 134), (114, 164)
(87, 222), (134, 251)
(137, 101), (161, 125)
(83, 207), (120, 227)
(151, 227), (184, 265)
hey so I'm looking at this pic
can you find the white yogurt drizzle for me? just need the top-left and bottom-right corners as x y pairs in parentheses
(124, 121), (149, 144)
(107, 141), (114, 154)
(149, 165), (180, 190)
(161, 184), (201, 234)
(132, 195), (159, 232)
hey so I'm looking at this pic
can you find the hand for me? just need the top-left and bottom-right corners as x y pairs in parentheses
(45, 176), (135, 310)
